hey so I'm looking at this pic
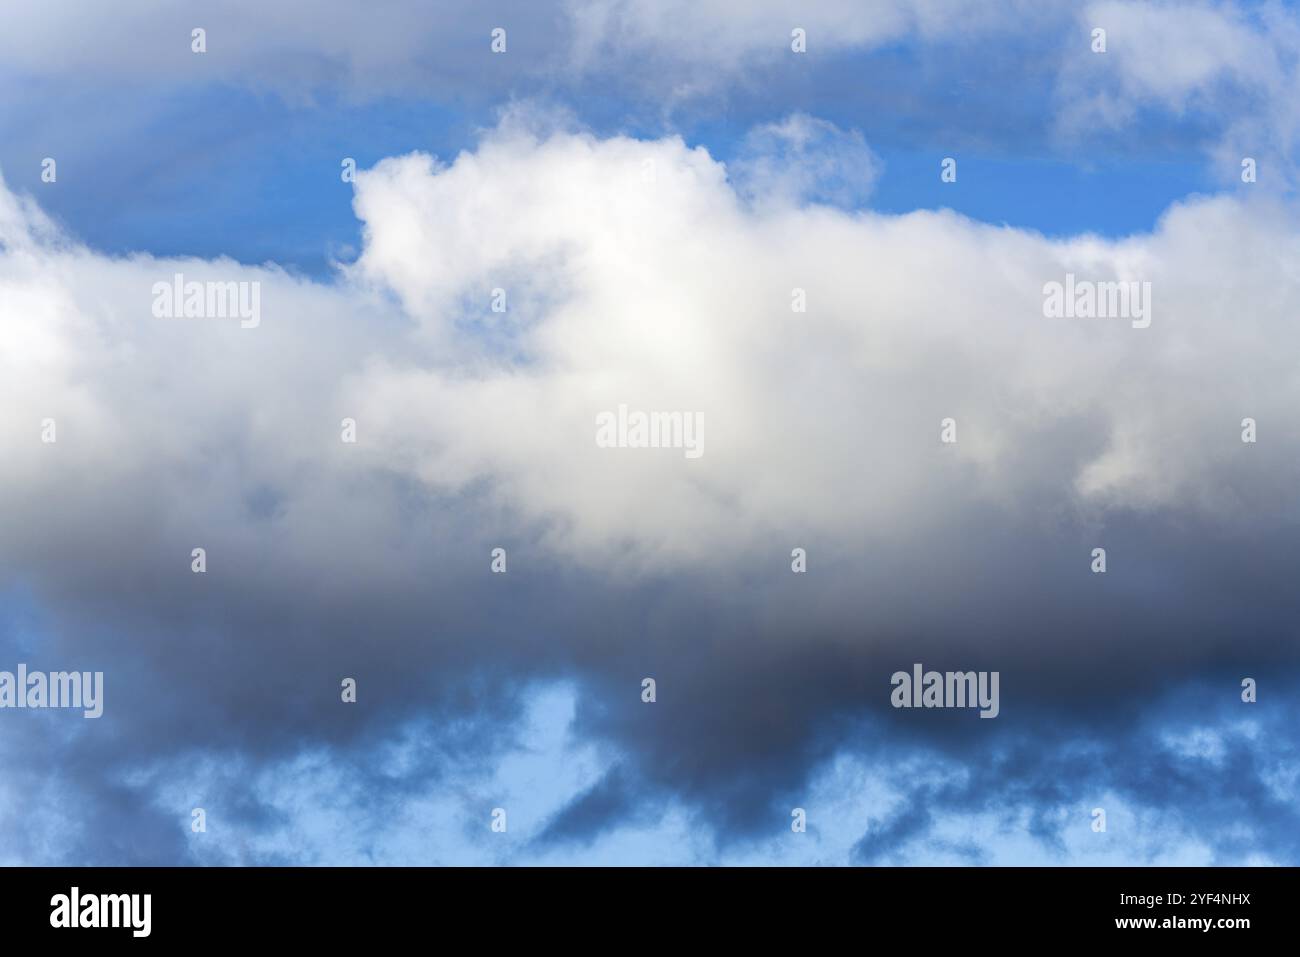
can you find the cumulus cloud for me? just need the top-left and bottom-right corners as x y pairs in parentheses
(2, 113), (1299, 862)
(344, 116), (1300, 567)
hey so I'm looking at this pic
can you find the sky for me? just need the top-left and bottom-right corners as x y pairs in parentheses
(1, 0), (1299, 865)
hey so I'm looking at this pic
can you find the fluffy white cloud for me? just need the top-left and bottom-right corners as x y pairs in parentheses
(3, 114), (1299, 578)
(346, 116), (1300, 566)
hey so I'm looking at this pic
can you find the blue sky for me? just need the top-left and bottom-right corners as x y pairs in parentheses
(8, 94), (1220, 277)
(1, 0), (1299, 866)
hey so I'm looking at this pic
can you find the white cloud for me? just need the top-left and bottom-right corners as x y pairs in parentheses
(729, 113), (881, 207)
(1061, 2), (1300, 179)
(345, 119), (1300, 567)
(3, 115), (1300, 579)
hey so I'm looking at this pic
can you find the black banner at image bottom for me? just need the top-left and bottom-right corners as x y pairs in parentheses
(0, 866), (1285, 944)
